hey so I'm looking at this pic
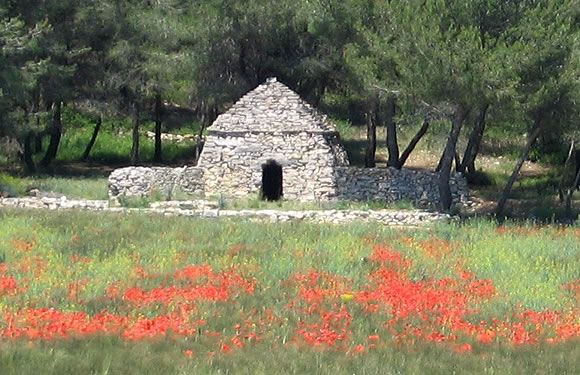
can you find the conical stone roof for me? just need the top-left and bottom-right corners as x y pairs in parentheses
(208, 78), (339, 134)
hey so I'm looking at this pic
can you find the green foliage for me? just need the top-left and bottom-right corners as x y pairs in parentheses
(0, 11), (48, 137)
(332, 118), (359, 140)
(0, 0), (578, 215)
(0, 172), (26, 196)
(19, 109), (197, 165)
(117, 195), (153, 209)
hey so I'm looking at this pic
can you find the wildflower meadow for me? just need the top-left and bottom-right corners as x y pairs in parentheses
(0, 209), (578, 374)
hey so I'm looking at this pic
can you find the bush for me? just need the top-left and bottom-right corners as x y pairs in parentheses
(0, 173), (26, 197)
(117, 196), (153, 208)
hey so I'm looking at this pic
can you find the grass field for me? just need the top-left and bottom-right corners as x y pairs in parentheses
(0, 209), (578, 374)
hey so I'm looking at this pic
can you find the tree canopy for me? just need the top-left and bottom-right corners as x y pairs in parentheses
(1, 0), (579, 209)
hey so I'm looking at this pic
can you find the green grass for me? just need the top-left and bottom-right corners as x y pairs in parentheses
(0, 210), (577, 374)
(219, 196), (417, 211)
(0, 174), (108, 200)
(0, 124), (199, 171)
(0, 337), (577, 375)
(450, 221), (578, 310)
(54, 129), (196, 165)
(55, 107), (200, 165)
(22, 176), (109, 200)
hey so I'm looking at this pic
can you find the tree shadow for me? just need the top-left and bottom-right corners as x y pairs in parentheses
(342, 139), (367, 167)
(1, 142), (200, 179)
(163, 106), (199, 132)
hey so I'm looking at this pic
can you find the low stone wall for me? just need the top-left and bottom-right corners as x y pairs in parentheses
(334, 167), (469, 207)
(0, 197), (110, 210)
(108, 166), (205, 199)
(108, 165), (470, 208)
(0, 197), (452, 226)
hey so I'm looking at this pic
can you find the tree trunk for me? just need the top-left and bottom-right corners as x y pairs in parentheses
(23, 130), (36, 173)
(558, 141), (575, 202)
(40, 101), (62, 167)
(398, 119), (430, 168)
(81, 115), (102, 161)
(564, 165), (580, 220)
(153, 93), (163, 163)
(193, 102), (217, 165)
(34, 132), (43, 154)
(435, 149), (444, 172)
(436, 126), (472, 174)
(34, 110), (43, 154)
(460, 104), (489, 173)
(365, 103), (377, 168)
(193, 128), (205, 165)
(495, 125), (542, 214)
(438, 105), (469, 210)
(385, 96), (399, 168)
(130, 103), (140, 165)
(574, 148), (580, 189)
(454, 151), (462, 172)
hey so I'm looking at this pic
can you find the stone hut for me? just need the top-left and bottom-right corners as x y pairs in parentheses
(108, 78), (470, 207)
(197, 77), (349, 201)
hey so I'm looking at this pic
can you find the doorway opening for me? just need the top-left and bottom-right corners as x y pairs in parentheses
(261, 159), (283, 201)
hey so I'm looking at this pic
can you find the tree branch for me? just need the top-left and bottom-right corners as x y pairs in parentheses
(371, 84), (401, 95)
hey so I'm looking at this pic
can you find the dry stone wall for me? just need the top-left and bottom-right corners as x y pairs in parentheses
(0, 197), (453, 226)
(208, 77), (338, 133)
(195, 77), (350, 201)
(108, 165), (470, 208)
(108, 166), (204, 199)
(106, 78), (469, 207)
(199, 132), (348, 200)
(334, 167), (469, 206)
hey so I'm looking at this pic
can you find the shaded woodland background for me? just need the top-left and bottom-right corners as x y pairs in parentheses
(1, 0), (579, 214)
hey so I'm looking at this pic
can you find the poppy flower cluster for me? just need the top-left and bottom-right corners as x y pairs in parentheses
(285, 244), (579, 353)
(0, 236), (578, 357)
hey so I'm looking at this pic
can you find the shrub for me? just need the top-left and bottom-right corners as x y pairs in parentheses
(0, 173), (26, 197)
(117, 196), (152, 208)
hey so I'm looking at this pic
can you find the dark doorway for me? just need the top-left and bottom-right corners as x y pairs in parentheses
(261, 159), (283, 201)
